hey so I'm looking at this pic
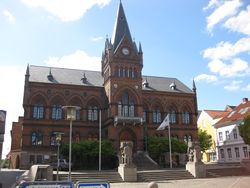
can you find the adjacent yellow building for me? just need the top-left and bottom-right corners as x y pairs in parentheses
(197, 108), (232, 162)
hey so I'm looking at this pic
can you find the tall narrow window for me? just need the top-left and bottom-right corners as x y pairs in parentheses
(182, 111), (190, 124)
(225, 130), (230, 140)
(52, 105), (62, 120)
(118, 91), (135, 117)
(219, 132), (223, 141)
(235, 147), (240, 158)
(233, 129), (237, 139)
(170, 110), (176, 124)
(153, 110), (161, 123)
(220, 149), (225, 159)
(143, 111), (147, 122)
(33, 104), (44, 119)
(243, 147), (248, 158)
(227, 148), (232, 159)
(88, 106), (98, 121)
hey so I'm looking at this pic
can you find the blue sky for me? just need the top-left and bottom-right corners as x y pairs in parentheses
(0, 0), (249, 158)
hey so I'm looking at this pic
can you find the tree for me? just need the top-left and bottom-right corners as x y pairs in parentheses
(198, 129), (212, 152)
(239, 114), (250, 145)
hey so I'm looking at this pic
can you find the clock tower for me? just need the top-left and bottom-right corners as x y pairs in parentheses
(101, 1), (144, 150)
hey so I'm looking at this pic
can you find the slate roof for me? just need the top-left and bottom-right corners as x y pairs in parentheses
(28, 65), (193, 94)
(214, 99), (250, 127)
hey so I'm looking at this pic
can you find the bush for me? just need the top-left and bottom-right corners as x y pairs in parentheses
(61, 140), (118, 170)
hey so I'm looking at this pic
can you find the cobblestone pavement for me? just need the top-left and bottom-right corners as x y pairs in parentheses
(110, 176), (250, 188)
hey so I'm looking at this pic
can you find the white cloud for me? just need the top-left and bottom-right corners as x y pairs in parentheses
(21, 0), (111, 22)
(224, 5), (250, 35)
(45, 50), (101, 71)
(203, 0), (221, 11)
(205, 0), (242, 32)
(0, 65), (25, 158)
(208, 58), (249, 77)
(2, 10), (16, 24)
(91, 36), (104, 42)
(203, 37), (250, 60)
(194, 74), (218, 82)
(242, 83), (250, 91)
(224, 80), (242, 91)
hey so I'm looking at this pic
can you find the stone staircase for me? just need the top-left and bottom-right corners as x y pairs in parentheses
(57, 171), (123, 183)
(133, 151), (159, 170)
(137, 169), (194, 182)
(206, 166), (250, 178)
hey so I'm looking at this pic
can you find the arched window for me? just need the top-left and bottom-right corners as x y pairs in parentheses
(118, 91), (135, 117)
(32, 104), (44, 119)
(153, 109), (161, 123)
(31, 132), (43, 145)
(88, 106), (98, 121)
(52, 104), (62, 120)
(182, 111), (190, 124)
(169, 110), (176, 124)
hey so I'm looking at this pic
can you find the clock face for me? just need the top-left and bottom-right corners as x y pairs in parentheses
(122, 47), (130, 55)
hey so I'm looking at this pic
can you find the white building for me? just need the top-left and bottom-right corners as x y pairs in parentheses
(214, 98), (250, 163)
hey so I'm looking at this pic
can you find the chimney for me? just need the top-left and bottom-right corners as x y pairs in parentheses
(242, 98), (248, 103)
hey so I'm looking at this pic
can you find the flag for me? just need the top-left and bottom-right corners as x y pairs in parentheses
(157, 114), (170, 131)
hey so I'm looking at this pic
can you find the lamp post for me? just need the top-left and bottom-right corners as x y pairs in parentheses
(55, 132), (64, 181)
(62, 106), (80, 181)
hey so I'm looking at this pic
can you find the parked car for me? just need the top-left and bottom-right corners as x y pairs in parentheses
(50, 159), (69, 171)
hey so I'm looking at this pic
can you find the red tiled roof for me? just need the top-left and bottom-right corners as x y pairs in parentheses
(204, 110), (229, 119)
(214, 100), (250, 127)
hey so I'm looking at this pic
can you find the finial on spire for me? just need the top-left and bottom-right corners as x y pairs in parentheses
(192, 79), (196, 93)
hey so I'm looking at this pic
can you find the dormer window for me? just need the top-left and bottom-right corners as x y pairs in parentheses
(81, 73), (87, 84)
(47, 68), (53, 81)
(169, 82), (176, 90)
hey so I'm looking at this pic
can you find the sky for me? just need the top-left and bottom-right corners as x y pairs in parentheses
(0, 0), (250, 159)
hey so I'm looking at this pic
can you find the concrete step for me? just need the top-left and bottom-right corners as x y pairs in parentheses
(137, 169), (194, 182)
(58, 171), (123, 183)
(206, 166), (250, 178)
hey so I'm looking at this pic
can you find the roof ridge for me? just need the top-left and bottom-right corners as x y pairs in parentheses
(30, 65), (101, 73)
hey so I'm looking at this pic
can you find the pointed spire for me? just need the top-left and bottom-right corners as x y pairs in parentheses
(25, 64), (30, 77)
(192, 79), (197, 93)
(81, 72), (87, 84)
(111, 1), (132, 51)
(138, 42), (143, 54)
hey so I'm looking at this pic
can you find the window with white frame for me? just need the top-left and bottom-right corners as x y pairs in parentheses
(220, 149), (225, 159)
(33, 104), (44, 119)
(235, 147), (240, 158)
(169, 110), (176, 124)
(88, 106), (98, 121)
(219, 132), (223, 141)
(153, 109), (161, 123)
(225, 130), (230, 140)
(227, 148), (232, 159)
(182, 111), (190, 124)
(233, 129), (237, 139)
(243, 147), (248, 158)
(52, 104), (62, 120)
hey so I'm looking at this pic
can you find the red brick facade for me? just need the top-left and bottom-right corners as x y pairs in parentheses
(10, 2), (198, 169)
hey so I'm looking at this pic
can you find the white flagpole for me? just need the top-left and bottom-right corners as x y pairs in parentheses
(99, 109), (101, 171)
(168, 122), (172, 168)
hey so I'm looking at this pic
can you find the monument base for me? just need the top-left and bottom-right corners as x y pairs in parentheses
(118, 164), (137, 182)
(186, 162), (206, 178)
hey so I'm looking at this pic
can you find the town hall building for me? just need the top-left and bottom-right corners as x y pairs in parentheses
(10, 2), (198, 169)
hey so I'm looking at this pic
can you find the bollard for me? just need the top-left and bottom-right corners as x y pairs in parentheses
(148, 181), (158, 188)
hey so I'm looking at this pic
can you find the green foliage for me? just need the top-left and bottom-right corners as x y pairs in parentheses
(147, 136), (187, 163)
(239, 114), (250, 145)
(61, 139), (118, 170)
(198, 129), (212, 152)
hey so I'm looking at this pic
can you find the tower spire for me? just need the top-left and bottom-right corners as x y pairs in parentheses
(111, 1), (132, 51)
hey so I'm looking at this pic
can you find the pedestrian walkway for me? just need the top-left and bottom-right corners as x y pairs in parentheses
(110, 176), (250, 188)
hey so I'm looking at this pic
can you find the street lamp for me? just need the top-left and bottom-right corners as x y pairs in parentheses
(55, 132), (64, 181)
(62, 106), (80, 181)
